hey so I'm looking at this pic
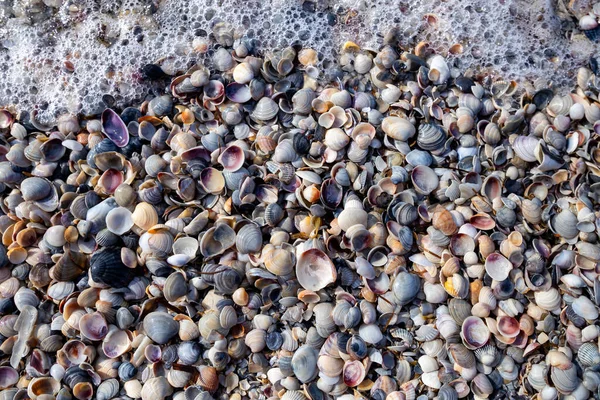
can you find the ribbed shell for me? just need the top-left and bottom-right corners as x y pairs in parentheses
(90, 247), (135, 288)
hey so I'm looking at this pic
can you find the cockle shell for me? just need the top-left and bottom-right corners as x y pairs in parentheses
(296, 249), (337, 291)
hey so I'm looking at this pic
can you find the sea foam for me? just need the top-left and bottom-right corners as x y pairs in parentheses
(0, 0), (596, 122)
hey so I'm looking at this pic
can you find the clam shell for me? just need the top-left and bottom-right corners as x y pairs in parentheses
(291, 345), (318, 383)
(200, 224), (236, 257)
(411, 165), (439, 195)
(143, 312), (179, 345)
(101, 108), (129, 147)
(392, 272), (421, 305)
(252, 97), (279, 121)
(461, 316), (490, 349)
(105, 207), (134, 235)
(296, 249), (337, 291)
(484, 253), (512, 282)
(236, 223), (263, 254)
(382, 117), (416, 141)
(90, 247), (135, 288)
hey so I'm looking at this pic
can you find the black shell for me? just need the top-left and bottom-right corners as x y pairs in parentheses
(90, 247), (135, 288)
(584, 26), (600, 42)
(454, 76), (474, 93)
(293, 132), (311, 155)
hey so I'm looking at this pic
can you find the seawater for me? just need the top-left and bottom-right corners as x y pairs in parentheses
(0, 0), (596, 122)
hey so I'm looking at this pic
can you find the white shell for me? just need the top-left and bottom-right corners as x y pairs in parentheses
(106, 207), (134, 235)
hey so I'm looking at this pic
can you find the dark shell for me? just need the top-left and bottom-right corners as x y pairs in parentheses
(117, 362), (138, 381)
(120, 107), (142, 124)
(101, 108), (130, 147)
(40, 138), (66, 162)
(213, 268), (242, 295)
(293, 133), (311, 155)
(87, 139), (120, 169)
(266, 332), (283, 351)
(64, 366), (94, 389)
(90, 247), (135, 288)
(584, 26), (600, 42)
(532, 89), (554, 110)
(321, 179), (343, 209)
(454, 76), (474, 93)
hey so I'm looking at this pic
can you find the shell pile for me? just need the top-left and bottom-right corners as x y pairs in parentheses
(558, 0), (600, 42)
(1, 23), (600, 400)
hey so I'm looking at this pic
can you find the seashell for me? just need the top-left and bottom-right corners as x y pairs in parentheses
(96, 379), (119, 400)
(79, 312), (108, 341)
(213, 268), (242, 294)
(496, 315), (520, 338)
(417, 123), (447, 153)
(105, 207), (134, 235)
(448, 343), (476, 369)
(428, 55), (450, 84)
(252, 97), (279, 121)
(484, 253), (512, 281)
(90, 247), (135, 288)
(578, 342), (600, 367)
(292, 345), (318, 383)
(236, 223), (263, 254)
(411, 165), (439, 195)
(296, 249), (337, 291)
(103, 329), (131, 358)
(550, 209), (579, 239)
(28, 377), (61, 398)
(14, 287), (39, 311)
(572, 296), (599, 320)
(292, 89), (316, 115)
(273, 139), (297, 163)
(141, 376), (174, 400)
(324, 128), (350, 151)
(551, 365), (579, 394)
(21, 176), (52, 202)
(233, 62), (254, 84)
(534, 288), (562, 311)
(101, 108), (129, 147)
(382, 117), (416, 141)
(132, 202), (159, 231)
(163, 272), (187, 302)
(143, 312), (179, 344)
(0, 366), (18, 390)
(461, 316), (489, 349)
(392, 272), (420, 305)
(200, 224), (236, 257)
(178, 341), (201, 365)
(218, 145), (245, 172)
(343, 360), (366, 387)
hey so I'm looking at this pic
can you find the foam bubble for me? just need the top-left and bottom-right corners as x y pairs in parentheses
(0, 0), (597, 122)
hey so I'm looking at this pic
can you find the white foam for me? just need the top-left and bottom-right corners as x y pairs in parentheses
(0, 0), (596, 122)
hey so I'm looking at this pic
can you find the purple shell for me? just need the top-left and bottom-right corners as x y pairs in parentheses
(101, 108), (129, 147)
